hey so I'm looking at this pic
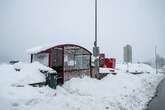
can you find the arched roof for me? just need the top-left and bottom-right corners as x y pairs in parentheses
(53, 44), (92, 55)
(27, 44), (92, 55)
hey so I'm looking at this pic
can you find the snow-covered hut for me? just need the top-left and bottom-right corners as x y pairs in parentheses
(27, 44), (92, 85)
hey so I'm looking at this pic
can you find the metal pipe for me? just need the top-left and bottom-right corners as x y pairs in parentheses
(95, 0), (97, 47)
(93, 0), (99, 74)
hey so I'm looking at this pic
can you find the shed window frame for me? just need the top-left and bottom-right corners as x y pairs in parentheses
(64, 46), (90, 70)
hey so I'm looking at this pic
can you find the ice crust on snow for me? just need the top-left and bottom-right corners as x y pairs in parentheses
(0, 62), (164, 110)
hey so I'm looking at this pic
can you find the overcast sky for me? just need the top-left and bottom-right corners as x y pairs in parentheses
(0, 0), (165, 63)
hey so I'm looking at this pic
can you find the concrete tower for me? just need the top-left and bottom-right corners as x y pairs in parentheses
(123, 44), (132, 63)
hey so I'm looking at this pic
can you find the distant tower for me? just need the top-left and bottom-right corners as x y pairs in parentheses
(123, 44), (132, 63)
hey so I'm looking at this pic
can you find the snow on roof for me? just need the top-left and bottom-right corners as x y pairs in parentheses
(26, 43), (91, 54)
(27, 44), (55, 54)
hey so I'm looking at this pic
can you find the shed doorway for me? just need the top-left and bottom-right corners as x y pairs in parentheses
(51, 47), (64, 85)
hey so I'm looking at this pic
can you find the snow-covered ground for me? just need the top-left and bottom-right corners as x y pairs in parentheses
(0, 62), (54, 86)
(0, 62), (164, 110)
(116, 63), (154, 73)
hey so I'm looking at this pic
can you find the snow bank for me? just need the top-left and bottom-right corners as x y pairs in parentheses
(0, 63), (164, 110)
(116, 63), (155, 73)
(0, 62), (52, 86)
(62, 72), (164, 110)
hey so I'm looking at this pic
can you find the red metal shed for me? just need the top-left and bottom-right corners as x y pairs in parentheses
(29, 44), (92, 85)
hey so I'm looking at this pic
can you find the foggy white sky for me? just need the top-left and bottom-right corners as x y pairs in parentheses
(0, 0), (165, 63)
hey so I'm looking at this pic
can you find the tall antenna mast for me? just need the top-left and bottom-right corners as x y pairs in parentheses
(95, 0), (97, 47)
(93, 0), (100, 74)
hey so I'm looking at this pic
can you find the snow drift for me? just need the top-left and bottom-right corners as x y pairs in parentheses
(0, 62), (164, 110)
(0, 62), (53, 86)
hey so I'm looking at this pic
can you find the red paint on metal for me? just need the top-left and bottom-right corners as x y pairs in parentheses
(34, 44), (92, 55)
(106, 58), (116, 68)
(100, 58), (116, 69)
(61, 46), (64, 84)
(30, 44), (92, 85)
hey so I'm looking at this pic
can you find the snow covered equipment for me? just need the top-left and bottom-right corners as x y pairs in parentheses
(46, 70), (58, 89)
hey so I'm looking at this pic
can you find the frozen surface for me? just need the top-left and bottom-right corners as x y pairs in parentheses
(0, 62), (164, 110)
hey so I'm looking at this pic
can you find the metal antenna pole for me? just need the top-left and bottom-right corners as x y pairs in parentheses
(95, 0), (97, 47)
(93, 0), (100, 74)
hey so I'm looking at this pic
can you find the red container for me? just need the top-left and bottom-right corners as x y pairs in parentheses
(99, 58), (116, 69)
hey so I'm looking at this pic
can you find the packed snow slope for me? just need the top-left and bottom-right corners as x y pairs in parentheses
(0, 62), (53, 86)
(0, 62), (164, 110)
